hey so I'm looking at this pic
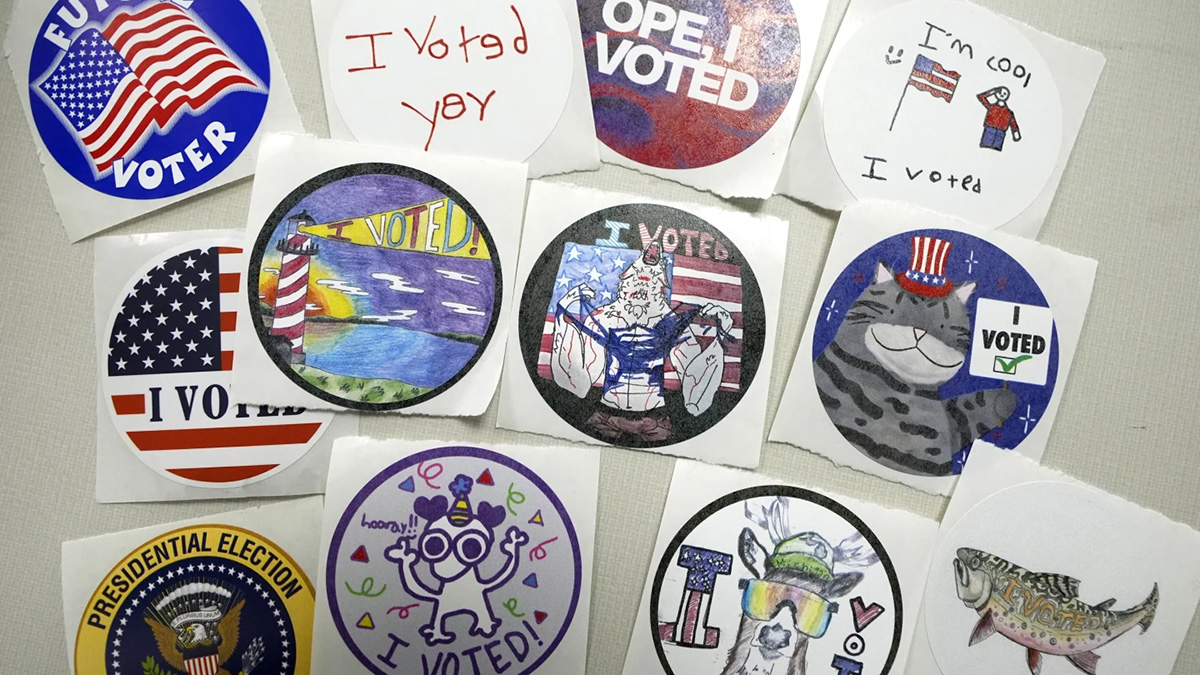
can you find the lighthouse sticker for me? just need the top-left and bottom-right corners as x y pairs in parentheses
(247, 163), (503, 411)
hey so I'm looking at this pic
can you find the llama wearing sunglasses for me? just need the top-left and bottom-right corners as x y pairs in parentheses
(721, 498), (879, 675)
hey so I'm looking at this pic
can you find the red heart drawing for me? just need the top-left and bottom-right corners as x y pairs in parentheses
(851, 597), (885, 632)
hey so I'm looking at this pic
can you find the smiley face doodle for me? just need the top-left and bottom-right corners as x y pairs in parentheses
(384, 475), (530, 645)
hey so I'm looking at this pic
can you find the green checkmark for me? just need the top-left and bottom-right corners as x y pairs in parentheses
(994, 354), (1034, 374)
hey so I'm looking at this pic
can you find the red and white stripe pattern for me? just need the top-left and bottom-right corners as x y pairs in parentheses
(84, 2), (259, 172)
(909, 236), (952, 278)
(184, 654), (220, 675)
(271, 234), (314, 356)
(908, 54), (959, 102)
(673, 588), (718, 646)
(663, 256), (743, 393)
(104, 243), (331, 487)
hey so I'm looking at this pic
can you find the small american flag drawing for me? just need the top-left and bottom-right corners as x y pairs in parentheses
(104, 242), (330, 487)
(908, 54), (960, 101)
(34, 1), (260, 174)
(889, 54), (960, 131)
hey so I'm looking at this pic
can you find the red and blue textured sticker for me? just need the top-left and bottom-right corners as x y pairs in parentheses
(579, 0), (801, 169)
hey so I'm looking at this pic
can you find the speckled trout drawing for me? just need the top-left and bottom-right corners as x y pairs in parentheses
(952, 547), (1158, 675)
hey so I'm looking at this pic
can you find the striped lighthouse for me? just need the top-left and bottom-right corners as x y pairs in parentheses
(272, 211), (320, 364)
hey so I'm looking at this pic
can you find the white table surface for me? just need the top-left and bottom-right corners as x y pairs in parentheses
(1, 0), (1197, 673)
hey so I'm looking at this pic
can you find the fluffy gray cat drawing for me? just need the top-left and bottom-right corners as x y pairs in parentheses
(813, 261), (1016, 476)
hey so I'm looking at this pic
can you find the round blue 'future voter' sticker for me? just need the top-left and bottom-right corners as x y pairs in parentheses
(28, 0), (271, 200)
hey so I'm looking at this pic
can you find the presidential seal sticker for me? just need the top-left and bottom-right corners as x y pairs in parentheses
(102, 239), (334, 488)
(821, 0), (1063, 228)
(810, 229), (1058, 478)
(27, 0), (271, 199)
(325, 446), (583, 675)
(516, 203), (767, 448)
(581, 0), (803, 169)
(648, 486), (904, 675)
(74, 524), (314, 675)
(247, 163), (503, 411)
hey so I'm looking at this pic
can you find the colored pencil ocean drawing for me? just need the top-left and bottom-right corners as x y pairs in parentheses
(250, 165), (501, 410)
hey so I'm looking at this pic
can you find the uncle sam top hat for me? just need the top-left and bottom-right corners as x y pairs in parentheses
(896, 235), (955, 298)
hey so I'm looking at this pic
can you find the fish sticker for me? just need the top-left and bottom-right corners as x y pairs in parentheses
(952, 547), (1158, 675)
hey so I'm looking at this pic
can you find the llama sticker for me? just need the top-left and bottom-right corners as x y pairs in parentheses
(645, 486), (905, 675)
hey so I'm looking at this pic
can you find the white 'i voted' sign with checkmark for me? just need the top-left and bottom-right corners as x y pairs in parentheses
(969, 298), (1054, 385)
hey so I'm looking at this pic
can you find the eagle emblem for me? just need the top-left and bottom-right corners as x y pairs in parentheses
(143, 581), (264, 675)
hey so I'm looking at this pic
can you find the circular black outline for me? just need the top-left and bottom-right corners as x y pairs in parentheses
(648, 485), (905, 675)
(515, 203), (766, 448)
(247, 162), (503, 411)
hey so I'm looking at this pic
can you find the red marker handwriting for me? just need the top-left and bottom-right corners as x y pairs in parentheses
(344, 32), (392, 72)
(345, 6), (528, 151)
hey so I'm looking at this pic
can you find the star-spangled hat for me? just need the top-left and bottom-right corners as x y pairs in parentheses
(896, 236), (955, 298)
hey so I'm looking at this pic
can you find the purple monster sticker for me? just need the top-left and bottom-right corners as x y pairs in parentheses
(325, 446), (583, 675)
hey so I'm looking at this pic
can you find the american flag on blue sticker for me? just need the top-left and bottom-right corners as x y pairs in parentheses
(34, 2), (260, 174)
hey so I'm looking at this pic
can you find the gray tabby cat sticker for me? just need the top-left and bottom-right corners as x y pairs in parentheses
(813, 238), (1017, 477)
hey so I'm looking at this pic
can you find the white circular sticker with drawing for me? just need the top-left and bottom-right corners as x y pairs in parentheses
(823, 0), (1063, 228)
(925, 482), (1168, 675)
(328, 0), (575, 162)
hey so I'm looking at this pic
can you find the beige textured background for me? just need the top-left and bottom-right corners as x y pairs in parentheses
(1, 0), (1197, 673)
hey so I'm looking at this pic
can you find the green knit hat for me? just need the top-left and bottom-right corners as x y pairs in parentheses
(768, 532), (836, 580)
